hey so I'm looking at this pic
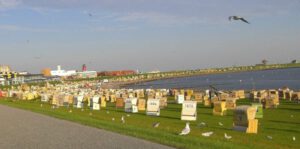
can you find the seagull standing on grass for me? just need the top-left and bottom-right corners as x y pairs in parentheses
(198, 122), (206, 127)
(224, 133), (232, 140)
(218, 122), (223, 126)
(202, 132), (214, 137)
(179, 122), (190, 135)
(152, 122), (160, 128)
(229, 16), (250, 24)
(293, 136), (296, 141)
(121, 116), (125, 124)
(267, 136), (273, 140)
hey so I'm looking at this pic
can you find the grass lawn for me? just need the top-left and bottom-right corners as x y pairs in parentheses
(0, 98), (299, 149)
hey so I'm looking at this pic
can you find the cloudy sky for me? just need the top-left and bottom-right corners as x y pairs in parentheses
(0, 0), (299, 73)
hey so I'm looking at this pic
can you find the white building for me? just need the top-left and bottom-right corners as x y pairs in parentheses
(50, 65), (76, 77)
(76, 71), (97, 78)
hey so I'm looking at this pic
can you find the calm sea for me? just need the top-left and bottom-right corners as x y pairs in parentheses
(125, 68), (300, 90)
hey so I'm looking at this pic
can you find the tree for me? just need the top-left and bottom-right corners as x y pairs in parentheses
(291, 60), (298, 64)
(262, 59), (268, 65)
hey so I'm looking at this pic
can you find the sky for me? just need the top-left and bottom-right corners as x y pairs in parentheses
(0, 0), (300, 73)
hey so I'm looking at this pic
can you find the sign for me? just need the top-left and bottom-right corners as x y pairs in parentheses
(92, 96), (100, 110)
(125, 98), (132, 112)
(124, 98), (138, 113)
(101, 96), (106, 108)
(116, 98), (124, 108)
(181, 101), (197, 121)
(74, 95), (84, 108)
(138, 99), (146, 111)
(146, 99), (160, 116)
(176, 95), (185, 104)
(41, 94), (49, 102)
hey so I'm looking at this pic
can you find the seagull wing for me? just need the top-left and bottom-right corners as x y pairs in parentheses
(180, 127), (190, 135)
(240, 18), (250, 24)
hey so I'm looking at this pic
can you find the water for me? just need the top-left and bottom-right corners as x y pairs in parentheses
(125, 68), (300, 90)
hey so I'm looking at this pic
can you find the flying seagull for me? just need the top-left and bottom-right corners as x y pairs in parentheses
(229, 16), (250, 24)
(179, 122), (190, 135)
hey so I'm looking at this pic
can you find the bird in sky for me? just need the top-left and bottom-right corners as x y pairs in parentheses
(179, 122), (190, 135)
(229, 16), (250, 24)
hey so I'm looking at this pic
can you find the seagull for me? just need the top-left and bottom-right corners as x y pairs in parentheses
(198, 122), (207, 127)
(218, 122), (223, 126)
(293, 136), (296, 141)
(267, 136), (273, 140)
(179, 122), (190, 136)
(121, 116), (125, 124)
(40, 104), (43, 107)
(229, 16), (250, 24)
(69, 109), (72, 113)
(126, 114), (131, 117)
(202, 132), (214, 137)
(152, 122), (160, 128)
(224, 133), (232, 140)
(112, 117), (115, 121)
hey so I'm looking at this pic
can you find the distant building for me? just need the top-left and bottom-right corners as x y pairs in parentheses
(82, 64), (87, 72)
(41, 68), (52, 77)
(97, 70), (136, 76)
(148, 70), (160, 74)
(50, 65), (76, 77)
(76, 71), (97, 79)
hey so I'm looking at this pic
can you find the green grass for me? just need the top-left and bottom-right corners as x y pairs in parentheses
(0, 98), (299, 149)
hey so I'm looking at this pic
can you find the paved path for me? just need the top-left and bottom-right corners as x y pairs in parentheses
(0, 105), (174, 149)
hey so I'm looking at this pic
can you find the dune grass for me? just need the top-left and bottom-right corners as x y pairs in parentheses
(0, 98), (299, 149)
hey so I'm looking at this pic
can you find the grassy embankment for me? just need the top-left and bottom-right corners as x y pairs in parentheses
(0, 98), (299, 149)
